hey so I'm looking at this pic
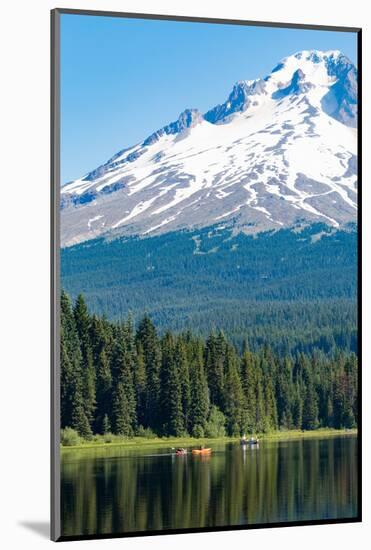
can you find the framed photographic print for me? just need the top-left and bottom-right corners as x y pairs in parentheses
(51, 8), (361, 542)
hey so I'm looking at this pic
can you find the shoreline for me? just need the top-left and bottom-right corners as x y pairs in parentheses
(61, 428), (357, 451)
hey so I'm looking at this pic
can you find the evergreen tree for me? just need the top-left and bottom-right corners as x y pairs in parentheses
(61, 291), (91, 437)
(189, 340), (209, 434)
(111, 335), (136, 435)
(263, 376), (278, 432)
(71, 401), (92, 439)
(175, 339), (191, 433)
(254, 365), (266, 433)
(276, 356), (293, 429)
(240, 349), (257, 433)
(95, 348), (112, 433)
(60, 291), (358, 439)
(112, 382), (133, 436)
(89, 314), (112, 364)
(160, 333), (184, 436)
(73, 294), (91, 353)
(292, 383), (303, 429)
(302, 383), (319, 430)
(205, 332), (226, 409)
(60, 328), (73, 429)
(302, 356), (319, 430)
(102, 413), (111, 434)
(223, 345), (244, 436)
(133, 343), (147, 428)
(74, 294), (96, 427)
(136, 315), (161, 431)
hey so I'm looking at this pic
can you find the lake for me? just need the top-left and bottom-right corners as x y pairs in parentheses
(61, 435), (358, 537)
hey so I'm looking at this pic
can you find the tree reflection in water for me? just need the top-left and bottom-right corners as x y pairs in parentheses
(61, 436), (358, 537)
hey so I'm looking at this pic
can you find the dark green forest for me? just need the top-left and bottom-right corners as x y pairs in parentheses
(61, 291), (358, 439)
(61, 223), (357, 354)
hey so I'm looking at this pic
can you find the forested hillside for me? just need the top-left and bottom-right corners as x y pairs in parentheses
(61, 224), (358, 354)
(61, 292), (358, 439)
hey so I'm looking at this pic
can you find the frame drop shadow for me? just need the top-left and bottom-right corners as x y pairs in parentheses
(19, 521), (50, 539)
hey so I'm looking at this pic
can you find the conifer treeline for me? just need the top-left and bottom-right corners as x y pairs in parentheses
(61, 291), (358, 439)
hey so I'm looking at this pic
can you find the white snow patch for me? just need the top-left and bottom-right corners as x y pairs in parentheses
(87, 215), (103, 229)
(112, 196), (158, 228)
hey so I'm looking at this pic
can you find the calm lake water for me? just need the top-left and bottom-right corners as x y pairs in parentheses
(61, 435), (358, 537)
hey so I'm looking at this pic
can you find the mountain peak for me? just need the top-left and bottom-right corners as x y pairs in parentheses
(274, 49), (355, 80)
(143, 108), (204, 146)
(61, 48), (357, 246)
(283, 49), (343, 64)
(294, 49), (340, 60)
(272, 67), (314, 99)
(205, 49), (356, 126)
(204, 78), (266, 124)
(176, 108), (204, 131)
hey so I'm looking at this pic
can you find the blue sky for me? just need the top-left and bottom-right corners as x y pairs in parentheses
(61, 14), (357, 184)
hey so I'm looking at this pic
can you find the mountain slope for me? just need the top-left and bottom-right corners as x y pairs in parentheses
(61, 223), (358, 353)
(61, 50), (358, 247)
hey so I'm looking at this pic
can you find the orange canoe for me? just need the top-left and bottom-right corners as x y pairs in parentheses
(192, 448), (212, 455)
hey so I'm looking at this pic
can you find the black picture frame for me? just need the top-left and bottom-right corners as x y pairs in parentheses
(51, 8), (362, 542)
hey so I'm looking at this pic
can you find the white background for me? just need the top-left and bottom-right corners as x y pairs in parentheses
(0, 0), (369, 548)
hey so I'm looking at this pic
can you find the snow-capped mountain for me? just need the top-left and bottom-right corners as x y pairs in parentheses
(61, 50), (358, 247)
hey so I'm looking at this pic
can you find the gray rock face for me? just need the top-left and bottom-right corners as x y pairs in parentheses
(61, 49), (358, 247)
(204, 79), (267, 123)
(321, 53), (358, 127)
(272, 69), (314, 99)
(143, 109), (204, 146)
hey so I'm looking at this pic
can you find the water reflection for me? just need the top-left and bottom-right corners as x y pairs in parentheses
(61, 436), (358, 537)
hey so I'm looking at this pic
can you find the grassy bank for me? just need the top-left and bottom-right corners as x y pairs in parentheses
(260, 428), (357, 441)
(61, 428), (357, 451)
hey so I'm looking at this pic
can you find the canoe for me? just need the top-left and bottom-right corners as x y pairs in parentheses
(192, 448), (212, 455)
(240, 438), (259, 445)
(175, 449), (188, 456)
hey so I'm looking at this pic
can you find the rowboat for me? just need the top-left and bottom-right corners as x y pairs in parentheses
(192, 448), (212, 455)
(240, 437), (259, 446)
(175, 448), (188, 456)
